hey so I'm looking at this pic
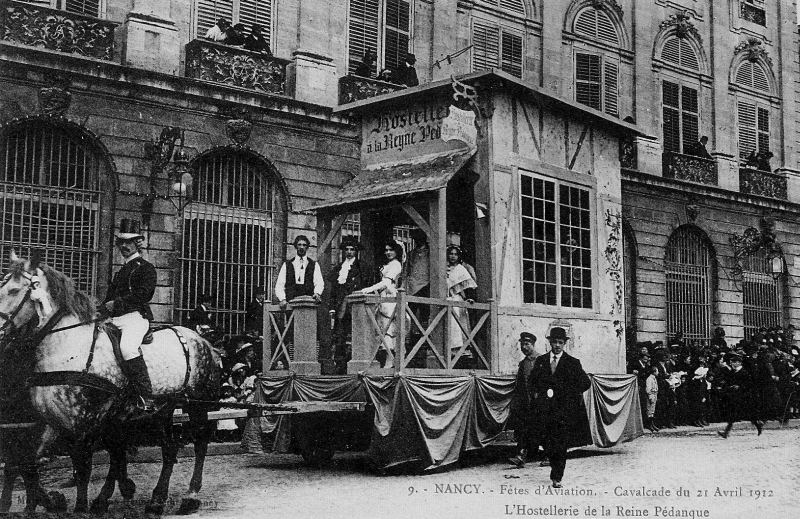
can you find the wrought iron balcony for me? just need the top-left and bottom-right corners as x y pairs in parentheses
(662, 151), (718, 186)
(185, 39), (290, 95)
(0, 0), (117, 60)
(739, 167), (787, 199)
(338, 74), (404, 105)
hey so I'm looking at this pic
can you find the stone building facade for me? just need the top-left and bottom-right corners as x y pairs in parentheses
(1, 0), (799, 359)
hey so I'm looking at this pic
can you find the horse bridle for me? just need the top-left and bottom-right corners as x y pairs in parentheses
(0, 270), (37, 338)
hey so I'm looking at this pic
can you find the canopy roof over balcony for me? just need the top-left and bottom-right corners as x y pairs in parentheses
(307, 146), (474, 213)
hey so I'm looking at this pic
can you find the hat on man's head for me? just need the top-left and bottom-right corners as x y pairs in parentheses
(726, 350), (744, 362)
(340, 236), (361, 250)
(115, 218), (144, 242)
(231, 363), (247, 373)
(547, 327), (568, 341)
(235, 342), (254, 355)
(519, 332), (536, 344)
(406, 53), (416, 64)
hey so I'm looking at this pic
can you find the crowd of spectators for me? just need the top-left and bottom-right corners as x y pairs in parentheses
(204, 18), (272, 56)
(628, 327), (800, 432)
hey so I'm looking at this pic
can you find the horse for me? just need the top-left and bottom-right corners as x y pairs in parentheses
(0, 251), (222, 514)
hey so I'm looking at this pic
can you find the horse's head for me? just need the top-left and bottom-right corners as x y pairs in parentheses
(0, 250), (54, 342)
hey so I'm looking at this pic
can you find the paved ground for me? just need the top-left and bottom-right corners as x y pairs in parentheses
(4, 421), (798, 518)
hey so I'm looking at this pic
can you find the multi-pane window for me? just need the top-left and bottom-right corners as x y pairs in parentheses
(742, 250), (783, 340)
(21, 0), (100, 17)
(662, 81), (699, 154)
(665, 227), (714, 347)
(0, 121), (103, 294)
(348, 0), (411, 76)
(472, 20), (523, 78)
(660, 36), (699, 71)
(521, 173), (593, 308)
(179, 151), (286, 334)
(737, 101), (770, 160)
(740, 0), (766, 26)
(575, 52), (618, 116)
(196, 0), (273, 43)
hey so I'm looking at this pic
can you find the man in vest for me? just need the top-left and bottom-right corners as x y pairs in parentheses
(102, 219), (157, 410)
(274, 235), (324, 307)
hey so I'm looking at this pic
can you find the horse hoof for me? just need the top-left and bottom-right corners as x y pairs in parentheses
(177, 497), (201, 515)
(145, 502), (165, 515)
(90, 498), (109, 514)
(46, 491), (68, 512)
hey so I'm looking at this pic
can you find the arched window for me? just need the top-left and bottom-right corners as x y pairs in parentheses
(735, 61), (770, 93)
(478, 0), (527, 16)
(622, 223), (637, 332)
(665, 226), (715, 347)
(0, 118), (113, 294)
(733, 60), (773, 161)
(660, 36), (699, 71)
(741, 250), (784, 340)
(573, 7), (619, 46)
(195, 0), (274, 44)
(178, 149), (288, 333)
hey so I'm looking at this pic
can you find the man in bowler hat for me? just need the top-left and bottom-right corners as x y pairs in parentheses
(529, 327), (591, 487)
(328, 236), (364, 373)
(508, 332), (540, 467)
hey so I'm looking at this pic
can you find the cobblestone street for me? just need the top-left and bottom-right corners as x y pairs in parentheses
(6, 421), (797, 518)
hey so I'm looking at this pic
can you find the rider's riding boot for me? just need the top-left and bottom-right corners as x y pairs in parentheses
(124, 355), (155, 411)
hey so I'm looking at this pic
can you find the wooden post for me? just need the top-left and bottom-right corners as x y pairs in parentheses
(263, 302), (273, 372)
(395, 288), (406, 373)
(316, 214), (333, 374)
(426, 188), (448, 368)
(289, 295), (320, 374)
(347, 293), (373, 373)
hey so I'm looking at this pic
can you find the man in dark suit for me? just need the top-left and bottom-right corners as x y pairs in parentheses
(244, 287), (266, 336)
(508, 332), (540, 468)
(188, 293), (214, 335)
(328, 237), (364, 374)
(717, 350), (763, 438)
(102, 219), (157, 409)
(529, 327), (591, 488)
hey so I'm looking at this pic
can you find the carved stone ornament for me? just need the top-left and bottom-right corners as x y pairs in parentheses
(603, 209), (624, 334)
(685, 204), (699, 222)
(590, 0), (624, 20)
(226, 117), (253, 147)
(734, 37), (772, 68)
(659, 11), (700, 42)
(38, 84), (72, 115)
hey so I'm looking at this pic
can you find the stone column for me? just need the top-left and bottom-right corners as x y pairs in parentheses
(288, 296), (321, 375)
(122, 0), (180, 75)
(287, 50), (338, 107)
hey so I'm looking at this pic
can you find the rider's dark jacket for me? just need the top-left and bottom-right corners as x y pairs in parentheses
(103, 256), (156, 321)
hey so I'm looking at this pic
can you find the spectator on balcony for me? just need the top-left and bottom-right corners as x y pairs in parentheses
(205, 18), (230, 42)
(397, 53), (419, 87)
(685, 136), (712, 159)
(354, 49), (377, 78)
(377, 68), (395, 83)
(244, 24), (272, 55)
(224, 23), (247, 46)
(756, 150), (774, 172)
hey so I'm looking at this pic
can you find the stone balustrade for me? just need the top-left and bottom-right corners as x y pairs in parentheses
(338, 74), (404, 105)
(662, 151), (718, 186)
(185, 39), (290, 95)
(0, 0), (117, 60)
(739, 167), (787, 200)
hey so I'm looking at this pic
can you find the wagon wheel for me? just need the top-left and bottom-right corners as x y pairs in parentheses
(297, 422), (335, 466)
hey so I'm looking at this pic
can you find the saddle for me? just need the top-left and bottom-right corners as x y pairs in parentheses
(104, 324), (154, 348)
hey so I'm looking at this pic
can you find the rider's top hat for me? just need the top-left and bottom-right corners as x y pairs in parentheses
(115, 218), (144, 241)
(547, 327), (568, 341)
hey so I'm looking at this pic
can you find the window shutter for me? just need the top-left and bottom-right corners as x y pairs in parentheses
(738, 101), (757, 158)
(681, 86), (699, 152)
(238, 0), (272, 42)
(472, 20), (500, 72)
(736, 62), (770, 93)
(384, 0), (411, 73)
(662, 81), (681, 153)
(501, 30), (523, 78)
(575, 53), (601, 110)
(679, 39), (699, 70)
(752, 65), (769, 93)
(757, 107), (770, 152)
(498, 0), (526, 15)
(65, 0), (100, 17)
(603, 57), (618, 117)
(348, 0), (381, 75)
(197, 0), (234, 39)
(661, 37), (680, 65)
(574, 8), (619, 46)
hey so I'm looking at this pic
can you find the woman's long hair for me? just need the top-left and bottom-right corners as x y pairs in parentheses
(383, 240), (404, 263)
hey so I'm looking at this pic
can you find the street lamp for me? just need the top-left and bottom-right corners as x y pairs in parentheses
(142, 127), (194, 222)
(770, 253), (785, 280)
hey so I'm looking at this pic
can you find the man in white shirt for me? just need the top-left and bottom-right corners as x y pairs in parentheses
(274, 235), (324, 307)
(205, 18), (230, 42)
(328, 237), (363, 373)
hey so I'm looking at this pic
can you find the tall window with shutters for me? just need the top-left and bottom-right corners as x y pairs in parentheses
(195, 0), (274, 43)
(574, 52), (618, 116)
(347, 0), (411, 77)
(471, 20), (524, 78)
(662, 81), (699, 154)
(21, 0), (100, 17)
(737, 102), (770, 160)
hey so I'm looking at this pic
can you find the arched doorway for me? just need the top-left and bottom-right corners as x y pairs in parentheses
(0, 116), (116, 295)
(177, 148), (288, 334)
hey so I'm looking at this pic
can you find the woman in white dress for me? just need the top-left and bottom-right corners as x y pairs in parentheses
(360, 240), (404, 368)
(446, 245), (477, 362)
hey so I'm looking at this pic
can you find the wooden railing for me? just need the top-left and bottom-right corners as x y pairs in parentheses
(263, 296), (320, 374)
(185, 39), (290, 95)
(347, 290), (494, 373)
(0, 0), (117, 60)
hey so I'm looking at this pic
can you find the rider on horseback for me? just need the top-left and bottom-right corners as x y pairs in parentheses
(102, 219), (157, 410)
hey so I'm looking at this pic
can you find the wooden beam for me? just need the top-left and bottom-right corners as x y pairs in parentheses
(401, 204), (431, 238)
(569, 124), (590, 170)
(318, 213), (348, 255)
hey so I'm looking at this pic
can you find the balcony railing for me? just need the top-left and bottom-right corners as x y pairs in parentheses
(662, 151), (718, 186)
(739, 167), (787, 199)
(185, 39), (290, 95)
(338, 74), (404, 105)
(0, 0), (117, 60)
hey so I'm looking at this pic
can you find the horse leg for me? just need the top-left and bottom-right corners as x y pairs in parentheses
(90, 441), (121, 514)
(177, 409), (213, 515)
(71, 444), (93, 513)
(116, 445), (136, 503)
(146, 410), (179, 515)
(0, 461), (19, 513)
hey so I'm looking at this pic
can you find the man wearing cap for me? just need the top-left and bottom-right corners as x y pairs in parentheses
(328, 236), (364, 374)
(274, 235), (324, 308)
(717, 350), (763, 438)
(529, 327), (591, 488)
(188, 293), (214, 336)
(244, 287), (266, 336)
(508, 332), (540, 468)
(102, 219), (157, 409)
